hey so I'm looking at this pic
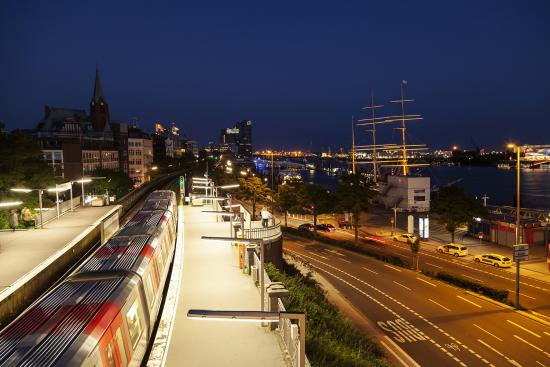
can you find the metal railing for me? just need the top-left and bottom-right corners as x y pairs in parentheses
(35, 196), (81, 227)
(243, 218), (282, 242)
(252, 252), (310, 367)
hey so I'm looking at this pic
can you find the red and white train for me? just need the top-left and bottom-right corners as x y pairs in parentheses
(0, 190), (178, 367)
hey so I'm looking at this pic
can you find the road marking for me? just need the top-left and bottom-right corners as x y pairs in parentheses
(426, 262), (443, 269)
(473, 324), (502, 341)
(544, 331), (550, 337)
(329, 249), (346, 257)
(457, 295), (482, 308)
(416, 277), (437, 287)
(429, 298), (451, 312)
(508, 289), (536, 300)
(477, 339), (522, 367)
(286, 249), (491, 367)
(340, 258), (352, 263)
(506, 320), (541, 338)
(532, 311), (550, 321)
(384, 264), (402, 272)
(513, 335), (550, 357)
(362, 267), (379, 275)
(308, 252), (328, 260)
(536, 361), (546, 367)
(393, 281), (411, 291)
(380, 336), (421, 367)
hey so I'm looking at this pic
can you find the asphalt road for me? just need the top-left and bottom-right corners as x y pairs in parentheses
(284, 236), (550, 367)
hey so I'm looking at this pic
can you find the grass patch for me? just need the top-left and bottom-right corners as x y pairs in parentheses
(283, 227), (409, 268)
(421, 270), (511, 304)
(266, 262), (388, 367)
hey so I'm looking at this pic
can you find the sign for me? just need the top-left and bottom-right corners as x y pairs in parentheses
(419, 217), (429, 239)
(478, 232), (484, 239)
(407, 215), (414, 234)
(513, 244), (529, 261)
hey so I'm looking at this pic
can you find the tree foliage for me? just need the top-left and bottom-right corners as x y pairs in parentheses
(298, 183), (334, 232)
(274, 184), (299, 227)
(239, 176), (271, 220)
(87, 169), (134, 200)
(431, 185), (487, 243)
(335, 173), (377, 242)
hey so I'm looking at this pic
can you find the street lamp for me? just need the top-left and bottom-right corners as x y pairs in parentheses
(187, 309), (306, 367)
(507, 143), (523, 309)
(0, 201), (23, 207)
(202, 236), (266, 312)
(11, 188), (45, 229)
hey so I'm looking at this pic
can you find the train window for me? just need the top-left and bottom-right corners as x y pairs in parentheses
(106, 343), (116, 367)
(145, 274), (155, 306)
(115, 328), (128, 367)
(126, 301), (142, 349)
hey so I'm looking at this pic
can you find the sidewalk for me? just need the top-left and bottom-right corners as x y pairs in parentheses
(0, 205), (118, 295)
(163, 205), (286, 367)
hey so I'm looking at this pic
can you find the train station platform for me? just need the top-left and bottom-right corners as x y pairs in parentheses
(0, 205), (120, 298)
(157, 205), (286, 367)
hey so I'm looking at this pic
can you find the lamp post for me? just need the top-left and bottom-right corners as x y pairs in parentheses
(187, 309), (306, 367)
(202, 236), (266, 312)
(507, 143), (522, 309)
(11, 188), (45, 229)
(74, 178), (92, 206)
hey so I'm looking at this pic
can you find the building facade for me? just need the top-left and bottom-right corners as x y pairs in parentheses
(219, 120), (253, 157)
(128, 127), (153, 186)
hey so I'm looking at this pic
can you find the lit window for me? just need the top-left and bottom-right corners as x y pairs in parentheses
(126, 300), (142, 349)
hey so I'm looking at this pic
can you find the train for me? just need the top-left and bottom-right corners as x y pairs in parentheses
(0, 190), (178, 367)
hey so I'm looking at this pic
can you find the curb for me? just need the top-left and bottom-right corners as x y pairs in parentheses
(464, 291), (514, 310)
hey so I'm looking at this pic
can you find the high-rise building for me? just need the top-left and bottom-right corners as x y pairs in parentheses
(219, 120), (252, 157)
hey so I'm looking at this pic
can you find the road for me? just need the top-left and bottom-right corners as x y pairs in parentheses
(285, 236), (550, 367)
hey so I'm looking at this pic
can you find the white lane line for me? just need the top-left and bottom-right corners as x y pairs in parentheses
(513, 335), (550, 357)
(329, 249), (346, 257)
(462, 274), (483, 283)
(508, 289), (536, 300)
(477, 339), (522, 367)
(426, 262), (443, 269)
(288, 249), (491, 367)
(506, 320), (541, 338)
(340, 258), (352, 263)
(362, 267), (379, 275)
(380, 336), (421, 367)
(532, 311), (550, 321)
(287, 250), (470, 366)
(393, 281), (412, 291)
(457, 295), (482, 308)
(308, 252), (329, 260)
(473, 324), (503, 341)
(416, 277), (437, 287)
(544, 331), (550, 337)
(428, 298), (451, 312)
(536, 361), (547, 367)
(384, 264), (402, 272)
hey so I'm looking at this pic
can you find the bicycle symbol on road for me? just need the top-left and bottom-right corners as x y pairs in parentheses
(445, 343), (460, 352)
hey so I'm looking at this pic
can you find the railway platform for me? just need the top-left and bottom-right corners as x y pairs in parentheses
(157, 205), (286, 367)
(0, 205), (119, 297)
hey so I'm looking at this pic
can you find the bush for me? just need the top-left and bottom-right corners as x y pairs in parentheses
(266, 262), (388, 367)
(422, 270), (509, 303)
(283, 227), (409, 268)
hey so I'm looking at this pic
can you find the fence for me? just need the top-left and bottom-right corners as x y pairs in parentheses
(243, 218), (282, 242)
(251, 252), (310, 367)
(35, 196), (81, 228)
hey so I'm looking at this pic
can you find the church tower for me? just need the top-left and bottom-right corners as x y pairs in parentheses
(90, 68), (110, 131)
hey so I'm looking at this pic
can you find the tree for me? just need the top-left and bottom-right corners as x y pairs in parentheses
(409, 237), (421, 271)
(335, 173), (377, 242)
(298, 183), (334, 233)
(239, 176), (271, 220)
(274, 184), (299, 227)
(88, 170), (133, 200)
(431, 185), (487, 243)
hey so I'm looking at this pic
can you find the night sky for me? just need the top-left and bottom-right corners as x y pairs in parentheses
(1, 0), (549, 151)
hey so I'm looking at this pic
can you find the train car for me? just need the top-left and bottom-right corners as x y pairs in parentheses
(0, 190), (178, 367)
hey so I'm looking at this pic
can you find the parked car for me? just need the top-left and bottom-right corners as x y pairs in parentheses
(392, 233), (418, 243)
(316, 223), (336, 232)
(298, 223), (315, 232)
(437, 243), (468, 257)
(473, 254), (513, 268)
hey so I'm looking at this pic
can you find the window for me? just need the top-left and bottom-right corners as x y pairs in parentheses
(414, 195), (425, 202)
(105, 343), (115, 367)
(114, 328), (127, 367)
(126, 300), (142, 349)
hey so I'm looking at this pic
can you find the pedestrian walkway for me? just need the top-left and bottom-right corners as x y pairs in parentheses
(0, 205), (119, 295)
(162, 205), (286, 367)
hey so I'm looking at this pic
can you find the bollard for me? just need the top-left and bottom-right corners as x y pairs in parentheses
(267, 283), (289, 330)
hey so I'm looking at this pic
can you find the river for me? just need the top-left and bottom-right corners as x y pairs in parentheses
(299, 165), (550, 210)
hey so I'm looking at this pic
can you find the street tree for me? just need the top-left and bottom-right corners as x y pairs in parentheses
(298, 183), (334, 233)
(274, 184), (299, 227)
(88, 170), (134, 200)
(239, 176), (271, 220)
(431, 185), (487, 243)
(409, 237), (421, 271)
(335, 173), (377, 242)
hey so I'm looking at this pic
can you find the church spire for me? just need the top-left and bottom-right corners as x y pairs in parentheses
(92, 68), (104, 103)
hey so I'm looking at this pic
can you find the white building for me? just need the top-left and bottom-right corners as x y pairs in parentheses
(128, 134), (153, 187)
(378, 175), (430, 212)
